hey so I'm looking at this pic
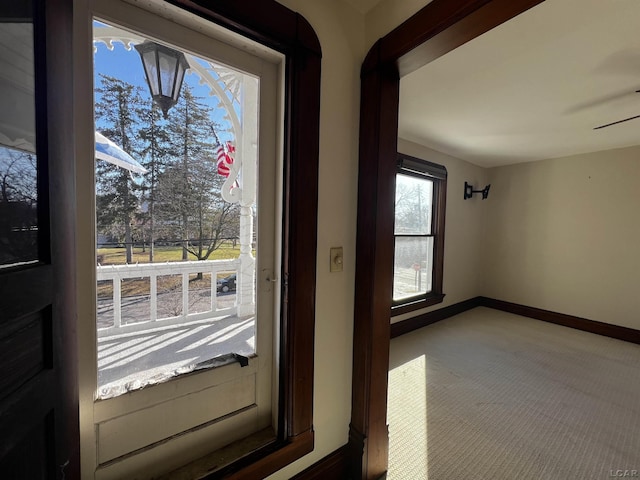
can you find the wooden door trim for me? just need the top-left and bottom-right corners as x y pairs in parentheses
(351, 1), (545, 478)
(43, 0), (80, 476)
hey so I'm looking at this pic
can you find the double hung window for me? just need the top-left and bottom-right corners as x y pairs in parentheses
(392, 154), (447, 315)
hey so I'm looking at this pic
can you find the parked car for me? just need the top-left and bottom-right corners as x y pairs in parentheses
(216, 274), (236, 293)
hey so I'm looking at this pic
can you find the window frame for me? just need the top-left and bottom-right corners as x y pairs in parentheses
(90, 14), (283, 473)
(391, 153), (446, 316)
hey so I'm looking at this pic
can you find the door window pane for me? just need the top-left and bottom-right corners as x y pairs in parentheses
(94, 21), (259, 398)
(392, 154), (447, 314)
(0, 18), (38, 267)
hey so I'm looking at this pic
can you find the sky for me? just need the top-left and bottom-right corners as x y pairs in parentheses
(93, 20), (234, 146)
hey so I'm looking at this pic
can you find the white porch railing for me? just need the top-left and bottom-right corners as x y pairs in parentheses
(97, 259), (241, 338)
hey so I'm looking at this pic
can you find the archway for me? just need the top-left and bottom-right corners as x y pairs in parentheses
(350, 1), (545, 478)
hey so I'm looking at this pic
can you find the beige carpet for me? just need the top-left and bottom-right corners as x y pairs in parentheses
(387, 307), (640, 480)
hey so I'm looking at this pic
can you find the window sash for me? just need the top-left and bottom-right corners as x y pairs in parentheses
(394, 234), (435, 238)
(398, 155), (447, 180)
(89, 15), (280, 475)
(394, 173), (434, 235)
(392, 236), (434, 301)
(392, 153), (447, 315)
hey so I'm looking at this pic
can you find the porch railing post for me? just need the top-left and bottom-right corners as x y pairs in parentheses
(211, 265), (217, 312)
(97, 259), (243, 337)
(150, 273), (157, 322)
(237, 75), (258, 318)
(113, 277), (121, 329)
(182, 272), (189, 317)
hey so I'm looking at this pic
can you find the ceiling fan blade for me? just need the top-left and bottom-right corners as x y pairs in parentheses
(593, 113), (640, 130)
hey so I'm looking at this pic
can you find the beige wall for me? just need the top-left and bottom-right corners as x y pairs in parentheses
(269, 1), (365, 477)
(394, 139), (489, 323)
(270, 1), (479, 474)
(482, 146), (640, 330)
(268, 0), (640, 475)
(365, 0), (432, 47)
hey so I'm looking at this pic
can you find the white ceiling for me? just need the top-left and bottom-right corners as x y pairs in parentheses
(399, 0), (640, 167)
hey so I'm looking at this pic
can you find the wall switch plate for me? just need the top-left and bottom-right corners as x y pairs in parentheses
(330, 247), (343, 272)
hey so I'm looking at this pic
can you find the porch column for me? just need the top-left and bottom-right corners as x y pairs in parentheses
(236, 75), (258, 317)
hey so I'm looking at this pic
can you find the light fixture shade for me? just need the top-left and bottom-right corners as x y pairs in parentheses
(134, 41), (189, 118)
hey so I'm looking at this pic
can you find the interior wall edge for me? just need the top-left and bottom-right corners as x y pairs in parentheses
(390, 295), (640, 346)
(391, 296), (483, 338)
(481, 297), (640, 345)
(481, 145), (640, 331)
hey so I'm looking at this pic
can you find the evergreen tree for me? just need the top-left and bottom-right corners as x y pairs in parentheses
(137, 100), (171, 262)
(95, 74), (144, 264)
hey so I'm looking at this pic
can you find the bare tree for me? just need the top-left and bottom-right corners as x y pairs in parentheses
(165, 85), (213, 260)
(155, 85), (240, 269)
(0, 147), (37, 264)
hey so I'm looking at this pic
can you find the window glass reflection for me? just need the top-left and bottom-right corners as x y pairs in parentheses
(393, 236), (434, 300)
(0, 18), (38, 267)
(395, 173), (433, 235)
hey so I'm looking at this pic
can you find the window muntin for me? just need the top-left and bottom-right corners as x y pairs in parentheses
(392, 154), (446, 314)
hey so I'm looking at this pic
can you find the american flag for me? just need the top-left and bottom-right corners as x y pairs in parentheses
(216, 143), (234, 177)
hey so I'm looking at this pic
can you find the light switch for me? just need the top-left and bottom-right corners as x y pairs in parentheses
(330, 247), (343, 272)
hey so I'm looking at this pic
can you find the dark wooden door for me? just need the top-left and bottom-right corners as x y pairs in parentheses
(0, 0), (78, 478)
